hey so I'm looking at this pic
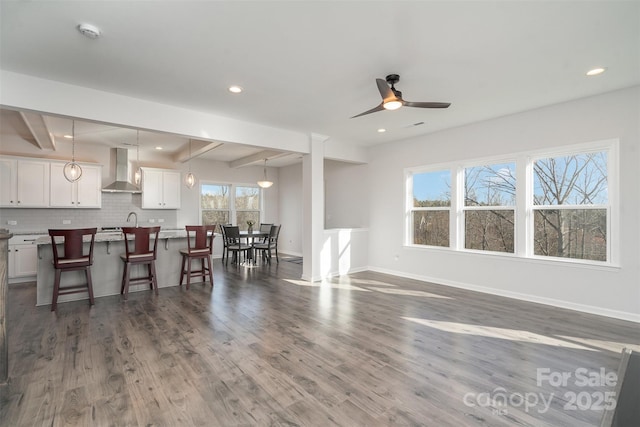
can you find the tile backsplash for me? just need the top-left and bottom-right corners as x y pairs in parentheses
(0, 192), (177, 233)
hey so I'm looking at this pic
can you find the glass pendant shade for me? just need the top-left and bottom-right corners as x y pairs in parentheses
(185, 139), (196, 189)
(134, 131), (141, 185)
(185, 172), (195, 188)
(63, 162), (82, 182)
(257, 159), (273, 188)
(63, 120), (82, 182)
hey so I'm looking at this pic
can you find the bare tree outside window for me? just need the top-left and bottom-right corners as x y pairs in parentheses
(201, 184), (230, 226)
(235, 186), (260, 230)
(411, 170), (450, 247)
(533, 151), (608, 261)
(464, 163), (516, 253)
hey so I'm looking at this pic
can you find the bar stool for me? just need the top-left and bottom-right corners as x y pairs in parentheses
(48, 228), (97, 311)
(120, 226), (161, 300)
(179, 225), (215, 289)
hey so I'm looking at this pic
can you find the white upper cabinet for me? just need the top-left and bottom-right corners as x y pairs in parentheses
(0, 158), (17, 207)
(141, 167), (181, 209)
(50, 163), (102, 208)
(0, 158), (50, 207)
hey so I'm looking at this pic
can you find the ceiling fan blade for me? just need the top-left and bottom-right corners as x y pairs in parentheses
(403, 101), (451, 109)
(351, 103), (385, 118)
(376, 78), (394, 100)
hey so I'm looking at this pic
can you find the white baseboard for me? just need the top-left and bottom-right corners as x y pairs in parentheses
(368, 266), (640, 324)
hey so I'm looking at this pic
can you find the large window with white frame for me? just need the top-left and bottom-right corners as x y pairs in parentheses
(405, 139), (617, 265)
(532, 150), (609, 262)
(409, 169), (451, 247)
(201, 183), (262, 230)
(463, 162), (516, 253)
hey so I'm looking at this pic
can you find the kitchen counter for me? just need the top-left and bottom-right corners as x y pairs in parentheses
(35, 229), (209, 307)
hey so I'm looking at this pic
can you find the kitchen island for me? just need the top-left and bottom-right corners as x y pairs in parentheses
(35, 229), (196, 307)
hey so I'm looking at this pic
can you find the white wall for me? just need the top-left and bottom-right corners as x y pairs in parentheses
(278, 163), (303, 256)
(324, 159), (369, 229)
(367, 86), (640, 321)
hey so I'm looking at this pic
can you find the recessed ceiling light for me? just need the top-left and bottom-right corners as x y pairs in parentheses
(63, 134), (73, 139)
(77, 23), (101, 39)
(228, 85), (243, 93)
(155, 146), (163, 150)
(377, 128), (386, 133)
(586, 67), (606, 76)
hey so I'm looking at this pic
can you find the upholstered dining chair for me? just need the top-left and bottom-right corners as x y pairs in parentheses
(120, 226), (161, 300)
(48, 228), (97, 311)
(179, 225), (215, 289)
(222, 225), (251, 265)
(253, 224), (281, 264)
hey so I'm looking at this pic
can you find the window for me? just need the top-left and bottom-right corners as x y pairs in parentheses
(200, 183), (262, 229)
(201, 184), (230, 226)
(464, 162), (516, 253)
(410, 170), (451, 247)
(235, 185), (260, 231)
(532, 151), (608, 261)
(405, 140), (616, 265)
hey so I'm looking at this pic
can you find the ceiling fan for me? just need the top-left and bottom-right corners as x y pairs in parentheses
(351, 74), (451, 118)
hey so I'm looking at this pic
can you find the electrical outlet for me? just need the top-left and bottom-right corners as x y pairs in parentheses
(62, 220), (71, 225)
(149, 219), (155, 223)
(7, 220), (17, 225)
(158, 218), (165, 223)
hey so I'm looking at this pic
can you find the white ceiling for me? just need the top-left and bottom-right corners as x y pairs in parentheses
(0, 1), (638, 166)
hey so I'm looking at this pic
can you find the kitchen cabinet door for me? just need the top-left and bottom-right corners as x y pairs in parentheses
(75, 164), (102, 208)
(16, 160), (49, 207)
(49, 163), (75, 207)
(161, 171), (181, 209)
(12, 244), (38, 277)
(0, 158), (17, 207)
(50, 163), (102, 208)
(141, 168), (181, 209)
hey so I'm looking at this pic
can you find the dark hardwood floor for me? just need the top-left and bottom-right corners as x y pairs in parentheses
(1, 258), (638, 426)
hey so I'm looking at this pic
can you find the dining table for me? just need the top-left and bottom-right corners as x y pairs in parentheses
(239, 230), (269, 266)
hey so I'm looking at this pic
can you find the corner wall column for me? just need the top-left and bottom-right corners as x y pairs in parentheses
(301, 134), (327, 281)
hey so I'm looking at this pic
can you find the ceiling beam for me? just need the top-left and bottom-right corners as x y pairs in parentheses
(173, 140), (224, 162)
(19, 111), (55, 150)
(229, 150), (290, 168)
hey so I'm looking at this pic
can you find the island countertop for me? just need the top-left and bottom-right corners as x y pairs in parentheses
(34, 228), (191, 245)
(35, 229), (212, 307)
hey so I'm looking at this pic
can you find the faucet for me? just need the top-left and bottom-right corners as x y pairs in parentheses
(126, 211), (138, 228)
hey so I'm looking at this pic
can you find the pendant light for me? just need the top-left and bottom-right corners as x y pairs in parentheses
(185, 139), (196, 189)
(257, 158), (273, 188)
(63, 120), (82, 182)
(134, 130), (142, 185)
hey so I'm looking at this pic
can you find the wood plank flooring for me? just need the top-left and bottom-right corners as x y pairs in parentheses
(1, 258), (638, 426)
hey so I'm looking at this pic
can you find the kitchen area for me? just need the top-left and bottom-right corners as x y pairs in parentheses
(1, 150), (193, 305)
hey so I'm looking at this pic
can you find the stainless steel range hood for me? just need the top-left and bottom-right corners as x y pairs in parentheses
(102, 148), (142, 193)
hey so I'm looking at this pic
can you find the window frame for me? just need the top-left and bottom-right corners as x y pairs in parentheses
(199, 181), (265, 228)
(527, 143), (616, 264)
(461, 160), (517, 254)
(404, 139), (619, 267)
(405, 166), (453, 249)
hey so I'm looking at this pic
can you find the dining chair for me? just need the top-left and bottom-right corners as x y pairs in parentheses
(253, 224), (281, 264)
(120, 226), (161, 300)
(219, 223), (230, 264)
(258, 223), (273, 242)
(222, 225), (251, 265)
(48, 228), (97, 311)
(179, 225), (215, 289)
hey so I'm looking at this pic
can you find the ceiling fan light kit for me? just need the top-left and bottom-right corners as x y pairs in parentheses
(352, 74), (451, 118)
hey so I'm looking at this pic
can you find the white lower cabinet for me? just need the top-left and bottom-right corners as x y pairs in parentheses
(8, 235), (43, 281)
